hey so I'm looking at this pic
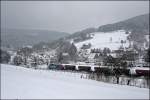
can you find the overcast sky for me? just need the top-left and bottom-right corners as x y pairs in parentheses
(1, 1), (149, 33)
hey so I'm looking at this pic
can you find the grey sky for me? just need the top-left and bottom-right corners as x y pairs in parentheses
(1, 1), (149, 33)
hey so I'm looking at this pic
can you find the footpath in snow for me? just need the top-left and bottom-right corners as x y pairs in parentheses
(1, 64), (149, 99)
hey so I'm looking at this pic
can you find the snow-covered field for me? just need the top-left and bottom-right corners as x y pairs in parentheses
(75, 30), (130, 50)
(1, 64), (149, 99)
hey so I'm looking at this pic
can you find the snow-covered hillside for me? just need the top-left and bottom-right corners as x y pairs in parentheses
(1, 64), (149, 99)
(75, 30), (130, 50)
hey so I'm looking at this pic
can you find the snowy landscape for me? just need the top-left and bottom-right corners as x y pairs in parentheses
(75, 30), (130, 50)
(1, 64), (149, 99)
(1, 1), (149, 99)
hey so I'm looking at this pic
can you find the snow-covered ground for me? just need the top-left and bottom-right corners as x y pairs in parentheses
(75, 30), (130, 50)
(1, 64), (149, 99)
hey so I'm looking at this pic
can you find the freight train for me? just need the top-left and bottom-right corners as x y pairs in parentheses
(48, 63), (150, 76)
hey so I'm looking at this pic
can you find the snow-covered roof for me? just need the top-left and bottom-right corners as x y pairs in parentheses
(62, 53), (69, 56)
(88, 53), (96, 59)
(130, 67), (150, 71)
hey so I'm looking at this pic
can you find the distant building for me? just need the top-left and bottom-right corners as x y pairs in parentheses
(87, 53), (104, 65)
(61, 52), (71, 63)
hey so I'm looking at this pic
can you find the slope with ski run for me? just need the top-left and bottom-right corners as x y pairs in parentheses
(75, 30), (130, 50)
(1, 64), (149, 99)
